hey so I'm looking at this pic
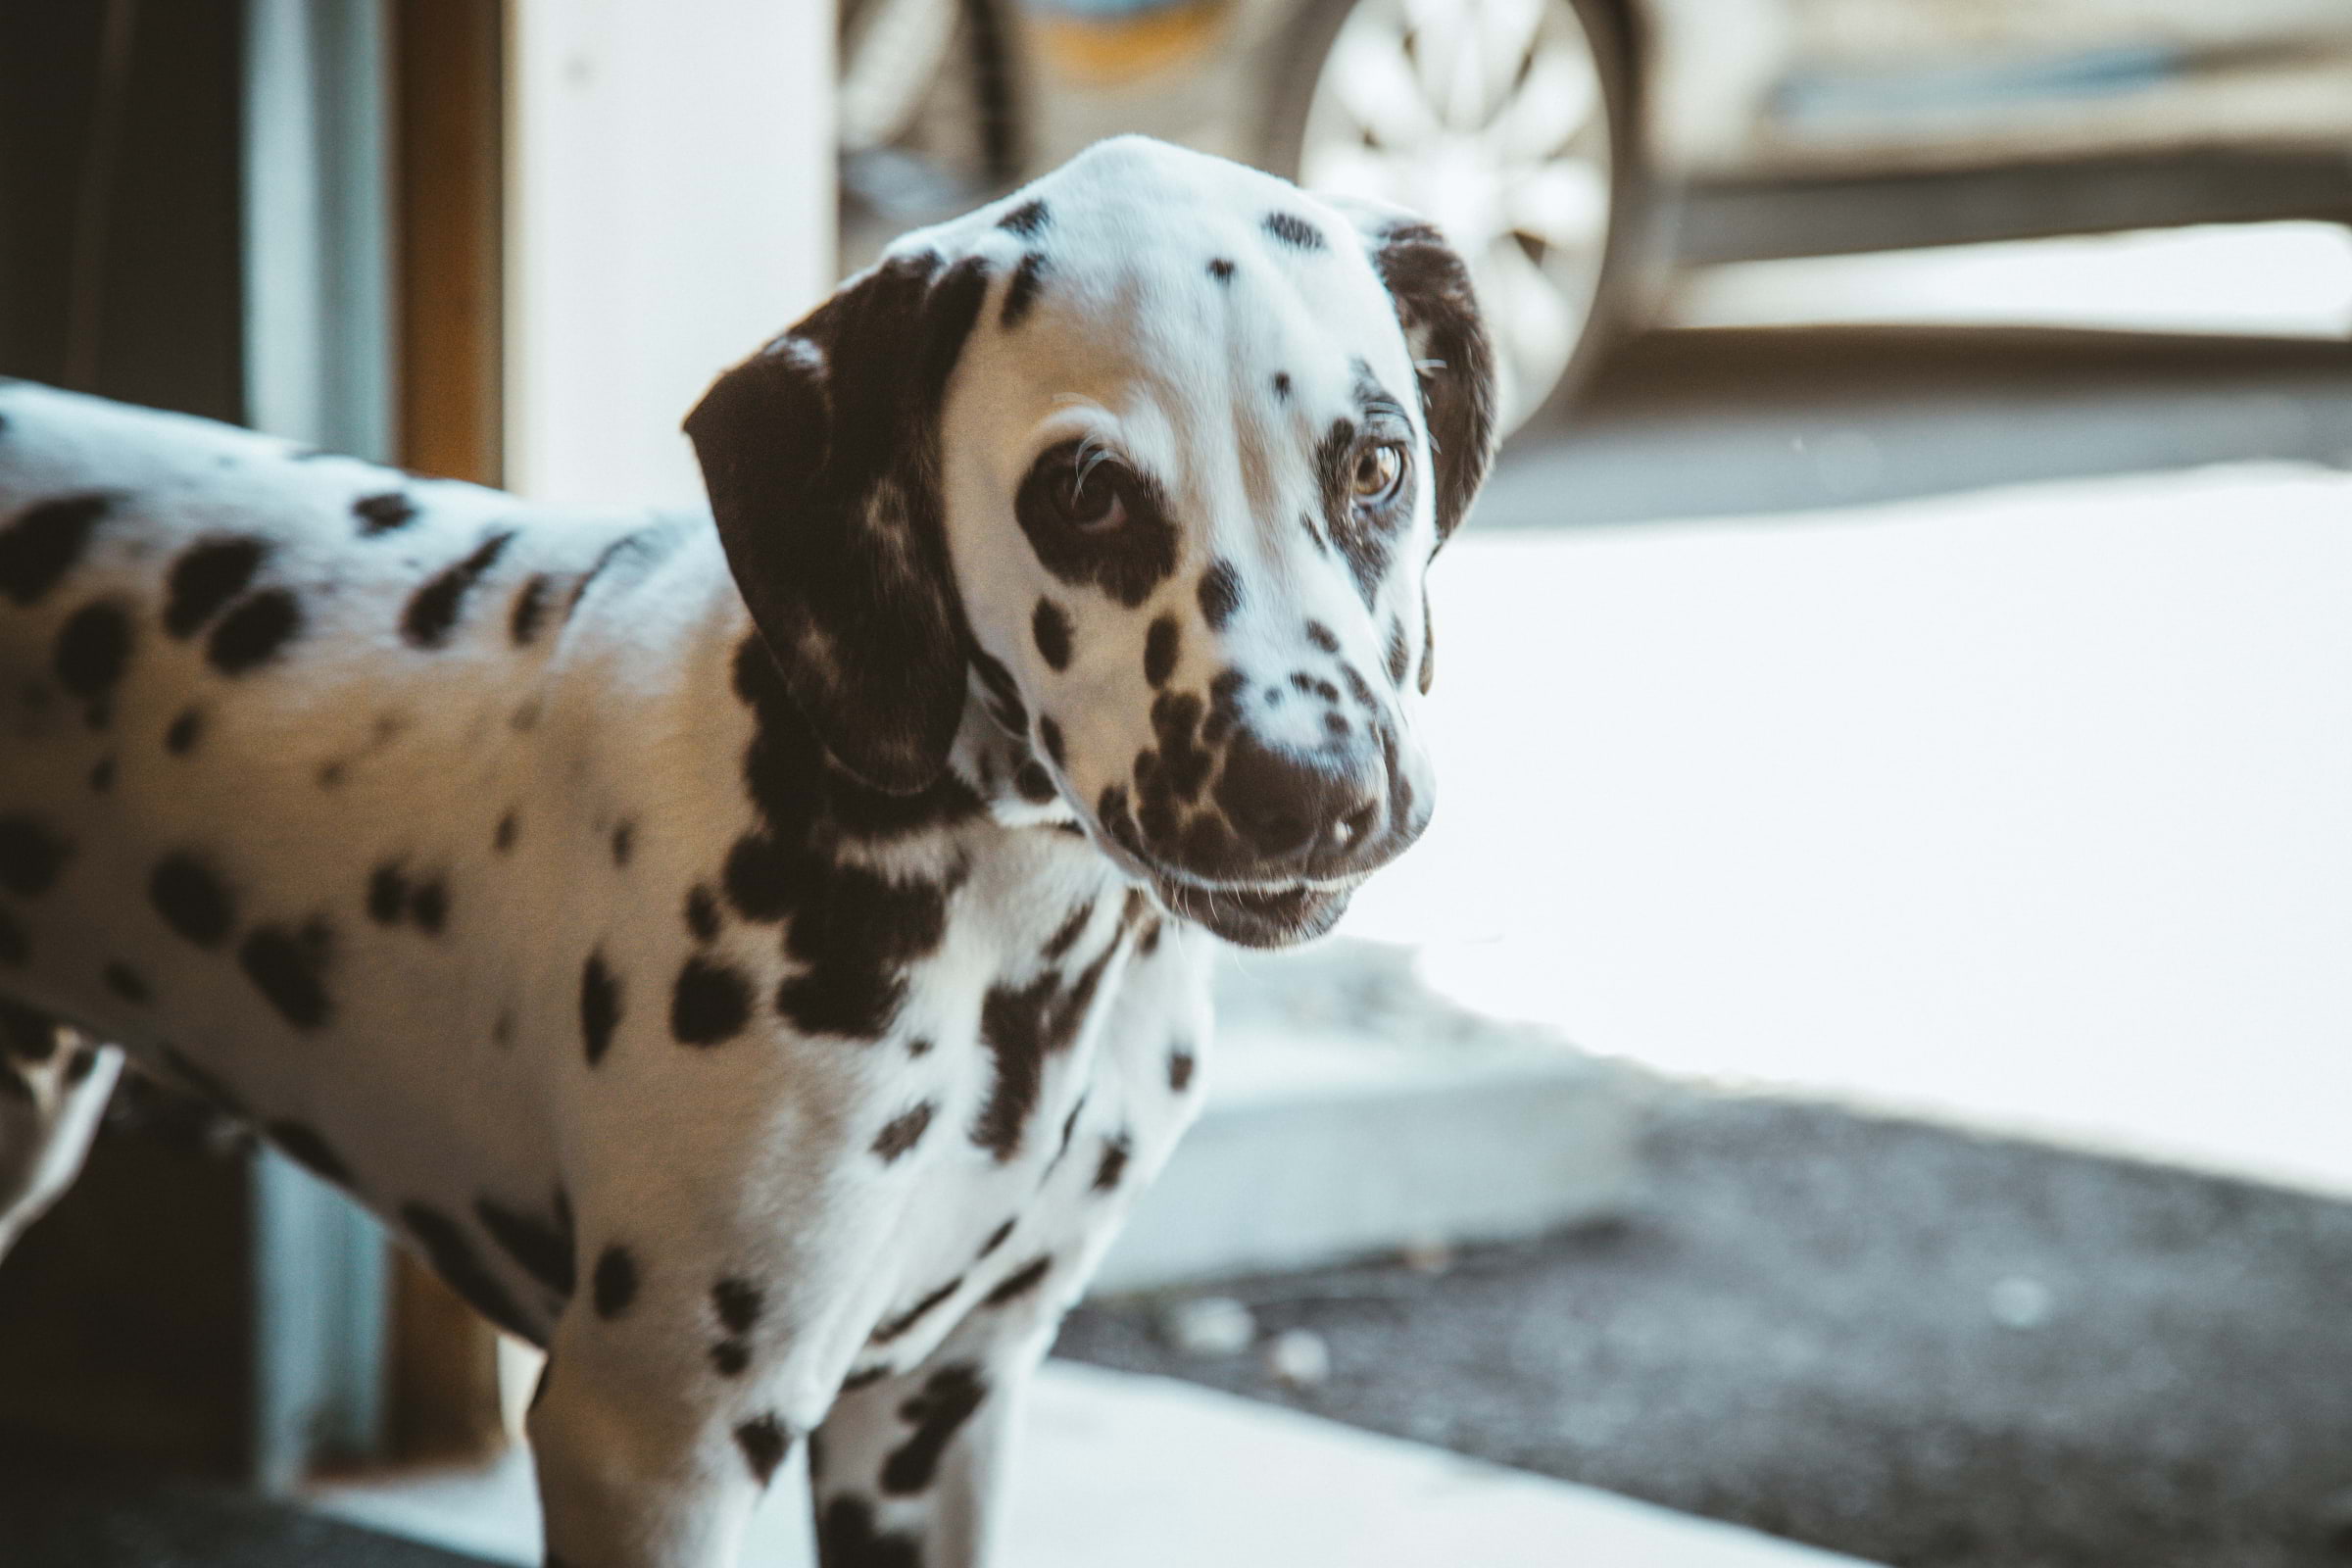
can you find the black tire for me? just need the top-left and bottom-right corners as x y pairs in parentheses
(1259, 0), (1650, 434)
(836, 0), (1029, 269)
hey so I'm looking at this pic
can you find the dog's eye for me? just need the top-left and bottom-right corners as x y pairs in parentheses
(1049, 462), (1128, 533)
(1352, 443), (1406, 507)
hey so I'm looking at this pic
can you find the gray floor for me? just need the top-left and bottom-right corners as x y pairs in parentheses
(1058, 1090), (2352, 1568)
(0, 1457), (492, 1567)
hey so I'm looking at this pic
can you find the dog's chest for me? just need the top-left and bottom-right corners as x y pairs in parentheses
(797, 836), (1215, 1369)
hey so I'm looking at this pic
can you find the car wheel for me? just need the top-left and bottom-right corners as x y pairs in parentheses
(1266, 0), (1643, 434)
(837, 0), (1026, 250)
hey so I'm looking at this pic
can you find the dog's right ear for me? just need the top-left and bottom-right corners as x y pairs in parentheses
(686, 251), (991, 795)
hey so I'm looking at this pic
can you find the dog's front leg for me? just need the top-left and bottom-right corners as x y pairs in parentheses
(808, 1311), (1058, 1568)
(528, 1342), (782, 1568)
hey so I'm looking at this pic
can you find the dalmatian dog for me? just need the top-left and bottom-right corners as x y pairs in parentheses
(0, 136), (1493, 1566)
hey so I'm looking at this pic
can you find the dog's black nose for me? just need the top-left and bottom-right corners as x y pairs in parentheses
(1214, 731), (1383, 864)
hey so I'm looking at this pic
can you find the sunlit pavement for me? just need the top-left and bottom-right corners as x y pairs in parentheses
(316, 1363), (1878, 1567)
(1350, 459), (2352, 1195)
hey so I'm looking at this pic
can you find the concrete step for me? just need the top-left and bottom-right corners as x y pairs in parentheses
(314, 1361), (1881, 1567)
(1091, 942), (1649, 1294)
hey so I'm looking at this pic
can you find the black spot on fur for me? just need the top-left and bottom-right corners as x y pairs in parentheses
(773, 864), (949, 1040)
(495, 811), (518, 853)
(610, 820), (634, 866)
(1272, 370), (1292, 400)
(872, 1102), (935, 1163)
(1041, 901), (1093, 963)
(269, 1121), (353, 1187)
(591, 1245), (637, 1318)
(1305, 620), (1341, 655)
(1032, 599), (1072, 671)
(0, 493), (113, 605)
(871, 1276), (962, 1345)
(88, 756), (114, 793)
(881, 1364), (987, 1495)
(713, 1276), (763, 1336)
(840, 1366), (890, 1395)
(509, 574), (553, 645)
(580, 952), (620, 1065)
(475, 1193), (577, 1298)
(1169, 1045), (1199, 1093)
(906, 1035), (934, 1057)
(999, 198), (1048, 236)
(402, 1201), (542, 1346)
(721, 833), (802, 922)
(1263, 211), (1325, 250)
(367, 864), (406, 924)
(164, 707), (202, 755)
(818, 1496), (922, 1568)
(1207, 257), (1235, 282)
(54, 600), (131, 710)
(353, 491), (416, 534)
(410, 878), (448, 934)
(64, 1044), (97, 1084)
(1093, 1131), (1132, 1192)
(1001, 252), (1046, 328)
(1039, 716), (1066, 768)
(166, 537), (267, 637)
(1144, 615), (1180, 688)
(983, 1255), (1051, 1308)
(239, 923), (332, 1030)
(1197, 561), (1243, 630)
(0, 816), (69, 897)
(567, 524), (680, 619)
(102, 962), (150, 1004)
(710, 1342), (750, 1377)
(1014, 760), (1056, 804)
(685, 884), (721, 943)
(671, 955), (752, 1046)
(970, 944), (1116, 1160)
(403, 529), (516, 649)
(977, 1218), (1015, 1259)
(208, 588), (302, 674)
(151, 854), (233, 947)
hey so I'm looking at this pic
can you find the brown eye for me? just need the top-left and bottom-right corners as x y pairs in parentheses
(1051, 463), (1128, 532)
(1352, 443), (1405, 506)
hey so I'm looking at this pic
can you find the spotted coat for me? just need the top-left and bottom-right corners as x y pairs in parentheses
(0, 135), (1493, 1568)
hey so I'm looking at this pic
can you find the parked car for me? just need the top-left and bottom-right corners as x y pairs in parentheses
(838, 0), (2352, 433)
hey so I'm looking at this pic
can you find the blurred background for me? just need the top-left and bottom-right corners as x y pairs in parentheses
(3, 2), (2351, 1565)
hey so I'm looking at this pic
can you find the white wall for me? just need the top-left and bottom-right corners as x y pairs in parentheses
(506, 0), (834, 509)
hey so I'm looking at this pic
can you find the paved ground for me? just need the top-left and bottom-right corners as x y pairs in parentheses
(44, 1069), (2352, 1568)
(0, 1454), (487, 1567)
(1058, 1088), (2352, 1568)
(1487, 322), (2352, 528)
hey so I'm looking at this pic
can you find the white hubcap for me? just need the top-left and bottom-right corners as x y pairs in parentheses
(1300, 0), (1613, 430)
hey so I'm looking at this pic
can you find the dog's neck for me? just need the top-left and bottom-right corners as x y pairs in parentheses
(947, 669), (1085, 835)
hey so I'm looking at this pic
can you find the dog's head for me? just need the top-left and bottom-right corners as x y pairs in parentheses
(687, 137), (1494, 948)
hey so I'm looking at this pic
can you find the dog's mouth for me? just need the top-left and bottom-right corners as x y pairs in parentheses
(1148, 874), (1355, 950)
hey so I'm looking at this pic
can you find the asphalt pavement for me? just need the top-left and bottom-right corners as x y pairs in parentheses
(1481, 323), (2352, 529)
(1058, 1090), (2352, 1568)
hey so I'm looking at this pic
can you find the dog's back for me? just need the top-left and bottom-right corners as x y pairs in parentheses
(0, 382), (744, 1212)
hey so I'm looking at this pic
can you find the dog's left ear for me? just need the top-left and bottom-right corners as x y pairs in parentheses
(686, 250), (990, 795)
(1325, 198), (1498, 549)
